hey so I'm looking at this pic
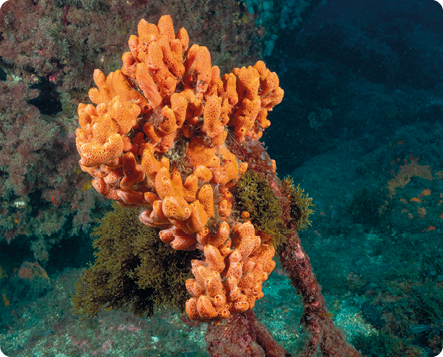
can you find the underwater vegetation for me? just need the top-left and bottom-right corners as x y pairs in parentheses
(72, 204), (200, 319)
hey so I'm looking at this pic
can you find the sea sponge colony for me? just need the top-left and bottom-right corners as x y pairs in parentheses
(75, 15), (284, 320)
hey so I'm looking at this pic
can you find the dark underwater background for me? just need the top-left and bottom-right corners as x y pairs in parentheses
(0, 0), (442, 355)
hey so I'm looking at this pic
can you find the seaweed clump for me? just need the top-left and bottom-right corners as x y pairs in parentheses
(72, 203), (200, 319)
(234, 171), (313, 247)
(281, 177), (314, 231)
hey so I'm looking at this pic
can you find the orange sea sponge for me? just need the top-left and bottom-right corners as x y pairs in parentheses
(183, 220), (276, 320)
(76, 15), (283, 320)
